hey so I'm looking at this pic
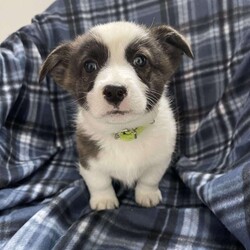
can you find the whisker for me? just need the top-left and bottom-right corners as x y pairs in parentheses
(148, 17), (156, 29)
(146, 96), (160, 103)
(146, 89), (162, 96)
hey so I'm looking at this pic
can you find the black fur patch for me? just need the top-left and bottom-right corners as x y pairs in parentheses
(39, 35), (109, 108)
(76, 130), (100, 169)
(125, 37), (172, 111)
(70, 38), (109, 108)
(125, 25), (193, 111)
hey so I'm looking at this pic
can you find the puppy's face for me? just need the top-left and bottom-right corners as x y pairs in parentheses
(39, 22), (193, 124)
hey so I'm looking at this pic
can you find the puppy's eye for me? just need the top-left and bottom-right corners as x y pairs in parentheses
(84, 60), (97, 73)
(133, 55), (147, 67)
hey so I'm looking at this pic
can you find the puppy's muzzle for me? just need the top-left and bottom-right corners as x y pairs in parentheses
(103, 85), (127, 106)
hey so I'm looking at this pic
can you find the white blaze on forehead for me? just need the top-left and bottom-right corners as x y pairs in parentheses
(91, 21), (148, 46)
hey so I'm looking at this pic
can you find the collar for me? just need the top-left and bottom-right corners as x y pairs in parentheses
(114, 120), (155, 142)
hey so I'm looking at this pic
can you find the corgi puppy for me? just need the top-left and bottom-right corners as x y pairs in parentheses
(39, 21), (193, 210)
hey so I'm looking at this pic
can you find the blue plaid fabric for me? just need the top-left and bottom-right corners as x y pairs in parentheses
(1, 0), (250, 249)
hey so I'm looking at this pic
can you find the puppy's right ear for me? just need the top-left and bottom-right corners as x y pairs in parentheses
(39, 43), (72, 86)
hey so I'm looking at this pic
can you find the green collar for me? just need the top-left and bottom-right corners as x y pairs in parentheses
(114, 126), (146, 141)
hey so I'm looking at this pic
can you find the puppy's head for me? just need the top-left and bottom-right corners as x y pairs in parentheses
(39, 21), (193, 124)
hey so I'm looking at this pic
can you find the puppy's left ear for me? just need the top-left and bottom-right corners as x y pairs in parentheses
(151, 25), (194, 59)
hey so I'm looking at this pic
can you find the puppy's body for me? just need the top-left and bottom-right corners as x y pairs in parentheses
(39, 21), (193, 210)
(77, 96), (176, 186)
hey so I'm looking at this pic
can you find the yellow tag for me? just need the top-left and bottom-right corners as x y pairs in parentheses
(114, 127), (145, 141)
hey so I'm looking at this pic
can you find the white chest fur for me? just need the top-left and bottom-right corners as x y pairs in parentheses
(90, 129), (174, 186)
(78, 97), (176, 187)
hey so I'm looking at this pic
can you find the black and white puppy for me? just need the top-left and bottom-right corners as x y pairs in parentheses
(39, 21), (193, 210)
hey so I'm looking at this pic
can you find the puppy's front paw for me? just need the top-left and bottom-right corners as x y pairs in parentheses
(135, 186), (162, 208)
(90, 195), (119, 211)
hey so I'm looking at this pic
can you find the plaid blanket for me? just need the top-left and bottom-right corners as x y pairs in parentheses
(1, 0), (250, 249)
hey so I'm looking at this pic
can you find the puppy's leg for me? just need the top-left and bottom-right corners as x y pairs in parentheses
(79, 165), (119, 210)
(135, 162), (169, 207)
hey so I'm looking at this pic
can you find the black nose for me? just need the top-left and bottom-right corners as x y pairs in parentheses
(103, 85), (127, 106)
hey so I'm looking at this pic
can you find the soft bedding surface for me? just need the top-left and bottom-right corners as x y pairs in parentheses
(1, 0), (250, 249)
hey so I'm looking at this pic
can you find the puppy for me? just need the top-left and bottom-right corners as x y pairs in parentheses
(39, 21), (193, 210)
